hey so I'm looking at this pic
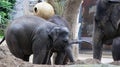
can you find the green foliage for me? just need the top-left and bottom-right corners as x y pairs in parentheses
(0, 0), (16, 36)
(0, 0), (14, 23)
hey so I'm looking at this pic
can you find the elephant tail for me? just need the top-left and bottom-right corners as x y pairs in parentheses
(0, 36), (5, 45)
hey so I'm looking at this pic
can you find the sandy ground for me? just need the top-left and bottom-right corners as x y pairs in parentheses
(78, 53), (113, 64)
(29, 51), (113, 64)
(0, 40), (113, 63)
(0, 40), (120, 67)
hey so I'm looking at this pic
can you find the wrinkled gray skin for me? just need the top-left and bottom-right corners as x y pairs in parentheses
(5, 15), (72, 64)
(112, 37), (120, 61)
(48, 15), (74, 64)
(49, 15), (70, 29)
(93, 0), (120, 60)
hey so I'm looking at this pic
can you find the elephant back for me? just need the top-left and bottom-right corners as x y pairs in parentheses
(48, 15), (70, 29)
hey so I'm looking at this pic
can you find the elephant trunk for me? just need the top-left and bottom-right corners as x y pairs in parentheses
(65, 46), (75, 62)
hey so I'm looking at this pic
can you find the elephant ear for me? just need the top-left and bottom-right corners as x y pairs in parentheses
(48, 27), (60, 42)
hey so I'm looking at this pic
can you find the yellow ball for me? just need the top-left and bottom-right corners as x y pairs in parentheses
(33, 2), (55, 20)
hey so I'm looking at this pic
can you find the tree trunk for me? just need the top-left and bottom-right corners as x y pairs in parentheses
(62, 0), (82, 60)
(47, 0), (65, 16)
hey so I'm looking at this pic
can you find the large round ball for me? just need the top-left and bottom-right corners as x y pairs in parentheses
(33, 2), (55, 20)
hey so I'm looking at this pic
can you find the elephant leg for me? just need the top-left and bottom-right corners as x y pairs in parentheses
(33, 50), (47, 64)
(112, 37), (120, 61)
(23, 55), (30, 61)
(55, 52), (65, 65)
(63, 55), (69, 64)
(93, 41), (103, 60)
(93, 26), (103, 60)
(6, 35), (30, 61)
(33, 47), (51, 64)
(47, 51), (53, 64)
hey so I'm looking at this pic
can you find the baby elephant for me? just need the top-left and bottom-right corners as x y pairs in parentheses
(5, 15), (74, 64)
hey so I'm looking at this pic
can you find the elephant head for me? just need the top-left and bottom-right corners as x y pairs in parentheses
(48, 26), (70, 48)
(48, 26), (75, 62)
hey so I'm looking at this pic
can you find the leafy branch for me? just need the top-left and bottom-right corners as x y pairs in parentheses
(0, 0), (16, 36)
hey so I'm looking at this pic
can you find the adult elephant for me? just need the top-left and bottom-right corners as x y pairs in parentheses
(93, 0), (120, 60)
(5, 15), (74, 64)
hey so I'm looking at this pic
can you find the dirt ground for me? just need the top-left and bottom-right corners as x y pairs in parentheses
(0, 42), (120, 67)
